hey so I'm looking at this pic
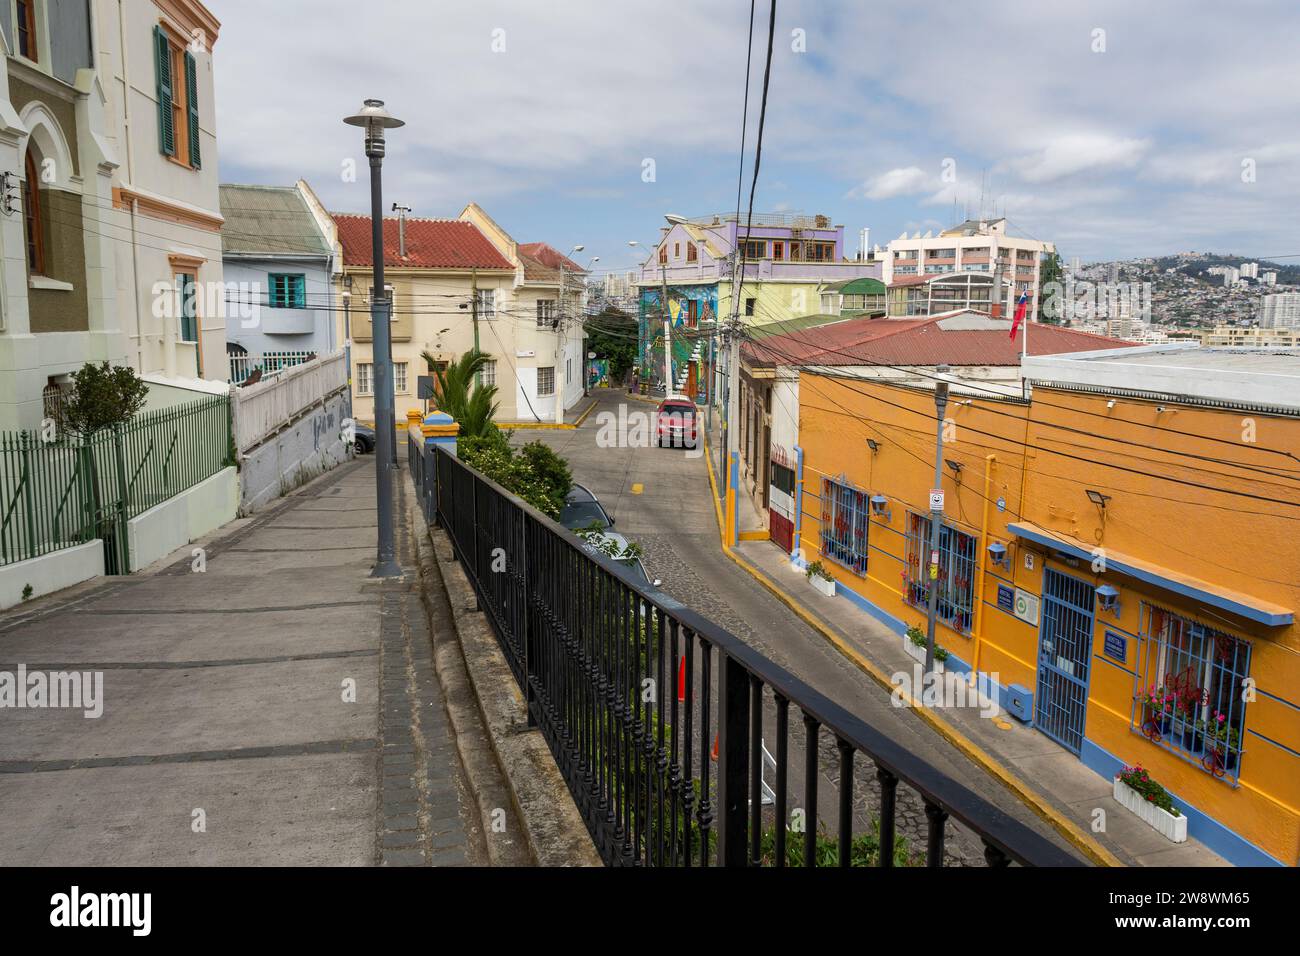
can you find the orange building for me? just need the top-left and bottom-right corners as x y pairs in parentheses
(788, 345), (1300, 865)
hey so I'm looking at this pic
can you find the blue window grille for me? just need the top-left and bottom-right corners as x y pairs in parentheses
(268, 273), (307, 309)
(819, 478), (869, 574)
(1131, 603), (1251, 785)
(903, 512), (977, 635)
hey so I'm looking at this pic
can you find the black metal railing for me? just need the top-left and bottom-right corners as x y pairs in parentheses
(409, 432), (1083, 868)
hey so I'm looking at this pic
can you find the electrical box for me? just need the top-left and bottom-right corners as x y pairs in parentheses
(1006, 683), (1033, 723)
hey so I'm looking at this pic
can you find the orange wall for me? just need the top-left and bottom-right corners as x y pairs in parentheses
(797, 372), (1300, 864)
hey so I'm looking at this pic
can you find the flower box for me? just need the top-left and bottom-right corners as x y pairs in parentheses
(902, 635), (945, 673)
(809, 574), (835, 598)
(1113, 778), (1187, 843)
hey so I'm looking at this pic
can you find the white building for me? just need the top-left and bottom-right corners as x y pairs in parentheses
(0, 0), (225, 430)
(881, 218), (1054, 321)
(1260, 293), (1300, 329)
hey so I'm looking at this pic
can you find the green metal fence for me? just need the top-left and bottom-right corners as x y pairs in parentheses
(0, 395), (232, 574)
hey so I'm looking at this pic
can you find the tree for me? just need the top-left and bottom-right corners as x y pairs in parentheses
(61, 361), (149, 437)
(1037, 251), (1064, 324)
(421, 348), (499, 439)
(584, 306), (638, 382)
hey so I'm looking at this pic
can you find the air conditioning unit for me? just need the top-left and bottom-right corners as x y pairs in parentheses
(1006, 684), (1033, 723)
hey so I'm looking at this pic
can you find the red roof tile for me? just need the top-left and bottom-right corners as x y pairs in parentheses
(517, 242), (586, 283)
(333, 214), (513, 271)
(745, 313), (1133, 368)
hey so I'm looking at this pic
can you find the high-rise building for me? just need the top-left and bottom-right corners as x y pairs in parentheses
(1240, 262), (1259, 279)
(1260, 293), (1300, 328)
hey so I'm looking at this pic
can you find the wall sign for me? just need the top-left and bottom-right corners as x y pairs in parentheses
(1014, 588), (1039, 626)
(996, 584), (1014, 613)
(929, 489), (945, 512)
(1103, 630), (1127, 664)
(1024, 552), (1036, 571)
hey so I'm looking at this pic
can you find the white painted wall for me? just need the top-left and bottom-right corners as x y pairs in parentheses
(239, 391), (350, 514)
(127, 466), (237, 571)
(0, 540), (105, 609)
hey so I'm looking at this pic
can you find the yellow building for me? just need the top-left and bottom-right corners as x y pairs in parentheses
(790, 345), (1300, 865)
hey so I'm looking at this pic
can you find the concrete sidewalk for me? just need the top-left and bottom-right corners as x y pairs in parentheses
(0, 455), (481, 866)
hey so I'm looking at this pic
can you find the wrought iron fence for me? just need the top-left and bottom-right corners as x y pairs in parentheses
(1, 396), (232, 574)
(409, 432), (1081, 868)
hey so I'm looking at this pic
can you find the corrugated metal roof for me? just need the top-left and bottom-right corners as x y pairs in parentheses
(745, 312), (1132, 368)
(220, 184), (329, 257)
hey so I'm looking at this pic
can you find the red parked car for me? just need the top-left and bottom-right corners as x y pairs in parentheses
(655, 398), (699, 448)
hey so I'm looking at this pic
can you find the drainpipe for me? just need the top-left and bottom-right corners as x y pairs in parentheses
(970, 453), (997, 682)
(119, 0), (144, 371)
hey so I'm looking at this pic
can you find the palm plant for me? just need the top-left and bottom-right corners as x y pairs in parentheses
(420, 348), (499, 438)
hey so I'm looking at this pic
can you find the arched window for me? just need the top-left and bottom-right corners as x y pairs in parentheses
(23, 151), (45, 275)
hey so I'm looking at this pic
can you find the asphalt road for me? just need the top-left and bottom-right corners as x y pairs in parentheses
(510, 388), (1083, 865)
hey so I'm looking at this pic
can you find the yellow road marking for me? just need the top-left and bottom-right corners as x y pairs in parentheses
(631, 483), (643, 495)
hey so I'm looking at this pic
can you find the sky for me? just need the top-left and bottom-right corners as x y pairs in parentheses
(212, 0), (1300, 279)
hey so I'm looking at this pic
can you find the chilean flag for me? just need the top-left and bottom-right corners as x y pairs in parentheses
(1009, 291), (1029, 340)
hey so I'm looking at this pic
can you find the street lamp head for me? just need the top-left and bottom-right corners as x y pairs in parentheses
(627, 240), (640, 247)
(343, 98), (404, 158)
(570, 245), (585, 255)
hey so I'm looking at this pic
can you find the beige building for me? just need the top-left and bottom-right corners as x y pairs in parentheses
(881, 218), (1053, 319)
(0, 0), (226, 430)
(334, 202), (587, 425)
(1201, 325), (1300, 348)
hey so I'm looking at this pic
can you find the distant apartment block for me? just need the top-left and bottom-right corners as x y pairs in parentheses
(881, 218), (1053, 320)
(1260, 293), (1300, 329)
(1203, 325), (1300, 348)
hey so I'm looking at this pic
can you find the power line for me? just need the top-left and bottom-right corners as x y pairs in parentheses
(736, 298), (1300, 468)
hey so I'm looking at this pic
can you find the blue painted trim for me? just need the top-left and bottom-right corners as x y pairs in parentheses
(1092, 650), (1136, 678)
(1079, 738), (1286, 867)
(1008, 523), (1293, 626)
(1245, 726), (1300, 762)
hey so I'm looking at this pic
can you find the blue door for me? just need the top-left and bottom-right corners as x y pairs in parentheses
(1034, 569), (1096, 755)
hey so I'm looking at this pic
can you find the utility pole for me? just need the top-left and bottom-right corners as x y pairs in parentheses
(343, 98), (404, 579)
(660, 264), (671, 396)
(924, 364), (952, 672)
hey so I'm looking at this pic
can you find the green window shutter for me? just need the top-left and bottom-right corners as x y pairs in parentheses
(179, 273), (197, 341)
(184, 50), (201, 168)
(154, 26), (175, 156)
(293, 276), (306, 308)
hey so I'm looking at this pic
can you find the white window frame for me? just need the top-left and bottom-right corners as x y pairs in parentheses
(537, 366), (555, 397)
(356, 362), (373, 395)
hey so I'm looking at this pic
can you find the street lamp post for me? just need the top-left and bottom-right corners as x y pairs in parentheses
(344, 98), (404, 579)
(924, 364), (952, 672)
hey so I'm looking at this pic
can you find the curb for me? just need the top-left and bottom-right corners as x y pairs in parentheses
(497, 398), (600, 431)
(417, 516), (602, 867)
(699, 431), (1119, 868)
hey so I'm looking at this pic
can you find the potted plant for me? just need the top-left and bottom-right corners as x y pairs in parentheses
(1137, 684), (1174, 735)
(805, 560), (835, 598)
(1174, 689), (1204, 753)
(1201, 711), (1240, 773)
(903, 624), (947, 672)
(1113, 764), (1186, 843)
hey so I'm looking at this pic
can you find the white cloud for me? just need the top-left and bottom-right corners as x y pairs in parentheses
(1008, 134), (1151, 184)
(850, 166), (931, 200)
